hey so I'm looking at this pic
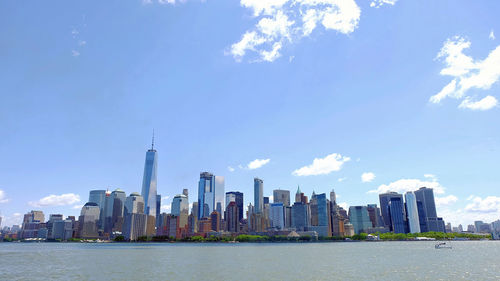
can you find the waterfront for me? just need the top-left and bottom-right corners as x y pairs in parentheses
(1, 241), (499, 280)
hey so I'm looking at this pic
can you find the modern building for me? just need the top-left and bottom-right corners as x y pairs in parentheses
(291, 202), (308, 231)
(388, 197), (406, 234)
(123, 193), (147, 240)
(171, 194), (189, 216)
(254, 178), (264, 214)
(366, 204), (383, 228)
(225, 191), (243, 222)
(105, 189), (126, 233)
(89, 190), (107, 229)
(273, 189), (290, 207)
(270, 202), (285, 230)
(198, 172), (225, 219)
(141, 136), (158, 218)
(79, 202), (100, 238)
(405, 192), (421, 233)
(225, 201), (240, 233)
(414, 187), (441, 232)
(348, 206), (372, 234)
(379, 192), (403, 229)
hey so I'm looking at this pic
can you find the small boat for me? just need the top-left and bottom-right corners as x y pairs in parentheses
(435, 242), (452, 249)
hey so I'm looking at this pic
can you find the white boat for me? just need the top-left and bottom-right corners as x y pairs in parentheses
(435, 242), (452, 249)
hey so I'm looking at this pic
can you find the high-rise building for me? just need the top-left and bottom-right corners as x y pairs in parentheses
(405, 192), (421, 233)
(254, 178), (264, 213)
(141, 136), (158, 218)
(273, 189), (290, 207)
(366, 204), (383, 228)
(79, 202), (100, 238)
(123, 193), (146, 240)
(348, 206), (372, 234)
(330, 189), (337, 205)
(105, 189), (126, 234)
(225, 191), (243, 222)
(388, 197), (406, 234)
(270, 202), (285, 230)
(414, 187), (441, 232)
(225, 201), (240, 233)
(416, 201), (428, 232)
(291, 202), (308, 231)
(171, 194), (189, 216)
(156, 194), (161, 227)
(198, 172), (225, 219)
(210, 211), (221, 232)
(89, 190), (107, 230)
(379, 192), (403, 229)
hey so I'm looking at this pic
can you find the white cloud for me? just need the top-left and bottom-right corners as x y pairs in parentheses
(458, 95), (498, 111)
(247, 158), (271, 170)
(161, 204), (171, 212)
(337, 177), (347, 182)
(29, 193), (81, 207)
(72, 204), (84, 210)
(228, 166), (235, 172)
(368, 176), (445, 194)
(0, 189), (9, 203)
(230, 0), (361, 62)
(78, 40), (87, 46)
(72, 50), (80, 57)
(465, 196), (500, 214)
(361, 172), (376, 183)
(1, 212), (23, 227)
(440, 195), (500, 226)
(292, 153), (350, 176)
(430, 36), (500, 110)
(424, 174), (437, 179)
(490, 29), (495, 40)
(435, 195), (458, 207)
(370, 0), (397, 8)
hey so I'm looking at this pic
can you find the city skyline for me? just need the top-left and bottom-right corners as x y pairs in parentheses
(1, 0), (500, 228)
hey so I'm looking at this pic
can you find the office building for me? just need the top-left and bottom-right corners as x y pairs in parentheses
(141, 136), (158, 218)
(79, 202), (100, 238)
(254, 178), (264, 213)
(270, 202), (285, 230)
(379, 192), (403, 229)
(348, 206), (372, 234)
(226, 191), (243, 222)
(389, 197), (406, 234)
(291, 202), (308, 231)
(225, 201), (240, 233)
(198, 172), (225, 219)
(89, 190), (107, 229)
(273, 189), (290, 207)
(405, 192), (421, 233)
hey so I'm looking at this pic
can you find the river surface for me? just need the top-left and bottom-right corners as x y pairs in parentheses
(1, 241), (499, 280)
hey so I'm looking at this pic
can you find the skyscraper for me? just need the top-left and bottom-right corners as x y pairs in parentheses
(414, 187), (440, 232)
(89, 190), (107, 230)
(348, 206), (372, 234)
(171, 194), (189, 216)
(123, 193), (146, 241)
(273, 189), (290, 207)
(225, 201), (240, 233)
(79, 202), (100, 238)
(379, 192), (403, 229)
(405, 192), (421, 233)
(141, 135), (158, 218)
(254, 178), (264, 213)
(269, 202), (285, 230)
(388, 197), (406, 234)
(226, 191), (244, 222)
(197, 172), (225, 219)
(291, 202), (308, 231)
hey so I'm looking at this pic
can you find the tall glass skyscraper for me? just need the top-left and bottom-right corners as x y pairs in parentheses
(141, 137), (158, 217)
(197, 172), (225, 219)
(405, 191), (421, 233)
(88, 190), (107, 230)
(226, 191), (244, 222)
(389, 197), (406, 234)
(254, 178), (263, 214)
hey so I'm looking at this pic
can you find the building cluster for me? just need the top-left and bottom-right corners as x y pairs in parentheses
(2, 141), (500, 241)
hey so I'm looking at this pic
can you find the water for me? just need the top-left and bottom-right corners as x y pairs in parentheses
(1, 241), (499, 280)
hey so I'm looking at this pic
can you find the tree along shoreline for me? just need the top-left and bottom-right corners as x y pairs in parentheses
(3, 232), (491, 243)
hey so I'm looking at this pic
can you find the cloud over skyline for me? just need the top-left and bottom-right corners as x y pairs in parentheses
(28, 193), (81, 207)
(293, 153), (350, 176)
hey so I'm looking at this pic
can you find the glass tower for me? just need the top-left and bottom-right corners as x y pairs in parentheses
(405, 191), (421, 233)
(141, 137), (158, 217)
(197, 172), (225, 219)
(254, 178), (264, 214)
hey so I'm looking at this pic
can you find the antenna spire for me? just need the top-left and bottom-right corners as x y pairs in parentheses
(152, 129), (155, 150)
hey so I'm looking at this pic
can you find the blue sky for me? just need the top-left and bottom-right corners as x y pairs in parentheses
(1, 0), (500, 227)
